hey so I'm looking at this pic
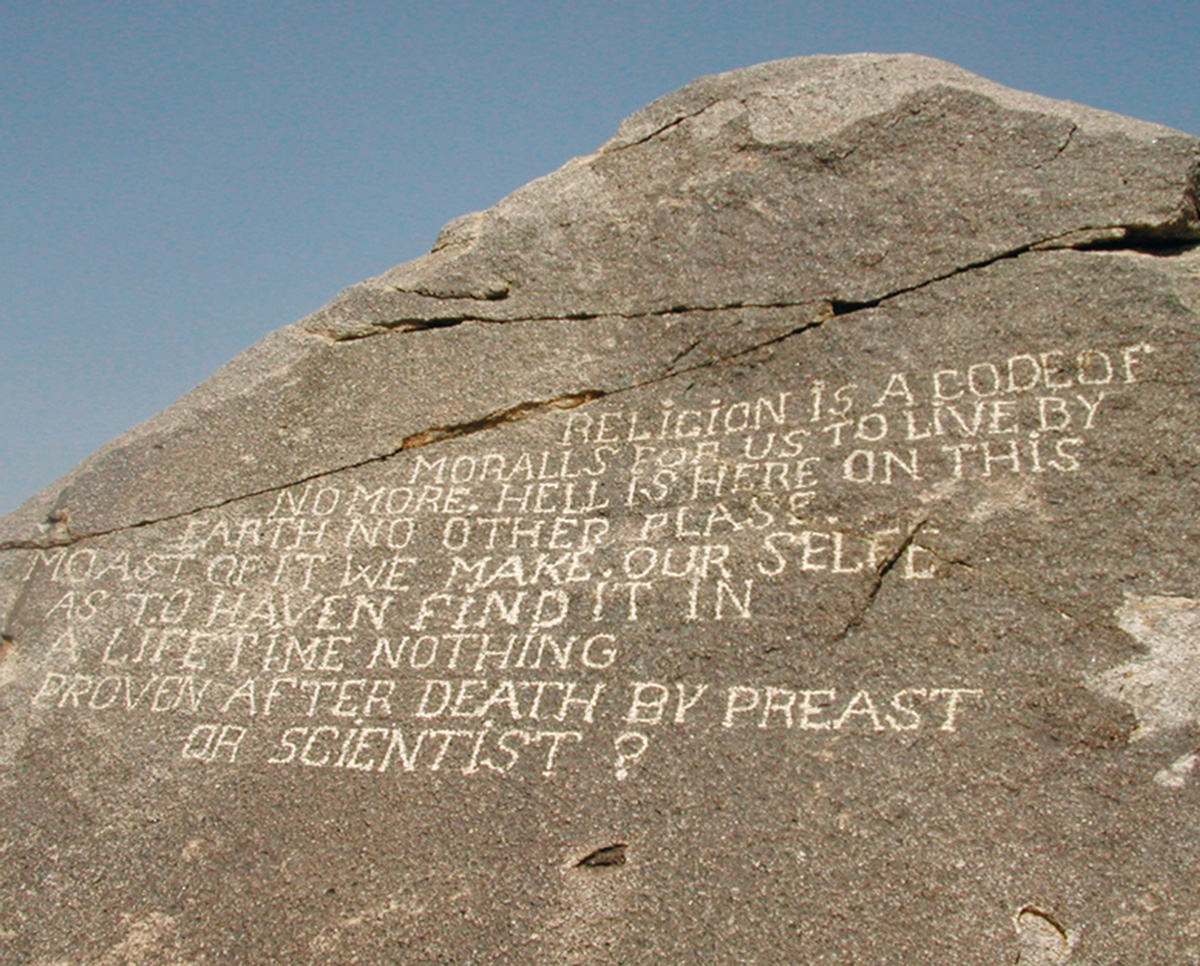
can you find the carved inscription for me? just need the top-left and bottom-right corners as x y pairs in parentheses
(19, 342), (1153, 781)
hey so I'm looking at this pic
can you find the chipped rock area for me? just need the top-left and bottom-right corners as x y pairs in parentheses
(2, 54), (1200, 965)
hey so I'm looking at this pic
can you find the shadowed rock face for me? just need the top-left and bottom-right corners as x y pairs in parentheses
(1, 54), (1199, 965)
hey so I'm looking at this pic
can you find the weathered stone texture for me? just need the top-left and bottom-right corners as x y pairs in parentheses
(2, 54), (1199, 965)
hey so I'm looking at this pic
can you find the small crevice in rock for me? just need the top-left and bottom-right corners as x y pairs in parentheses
(828, 521), (926, 645)
(668, 336), (706, 369)
(865, 526), (920, 598)
(328, 300), (782, 342)
(329, 315), (514, 341)
(1067, 224), (1200, 256)
(1043, 121), (1078, 165)
(575, 844), (627, 868)
(828, 221), (1200, 320)
(401, 391), (605, 450)
(829, 244), (1038, 317)
(610, 98), (732, 151)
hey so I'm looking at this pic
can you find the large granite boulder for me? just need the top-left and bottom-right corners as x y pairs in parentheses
(2, 54), (1199, 964)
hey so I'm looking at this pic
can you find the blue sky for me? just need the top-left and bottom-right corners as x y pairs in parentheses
(3, 1), (1197, 516)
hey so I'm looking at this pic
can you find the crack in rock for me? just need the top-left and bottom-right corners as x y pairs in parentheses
(574, 844), (627, 868)
(827, 520), (927, 645)
(0, 391), (599, 552)
(326, 224), (1200, 343)
(400, 391), (605, 449)
(327, 298), (819, 342)
(6, 225), (1198, 552)
(608, 98), (734, 151)
(0, 317), (823, 552)
(1046, 121), (1078, 165)
(832, 227), (1200, 317)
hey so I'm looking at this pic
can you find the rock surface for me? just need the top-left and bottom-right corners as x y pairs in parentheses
(2, 54), (1200, 964)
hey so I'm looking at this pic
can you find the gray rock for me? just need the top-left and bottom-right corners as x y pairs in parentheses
(2, 54), (1199, 964)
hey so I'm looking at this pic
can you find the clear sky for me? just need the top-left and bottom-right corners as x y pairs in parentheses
(3, 1), (1197, 516)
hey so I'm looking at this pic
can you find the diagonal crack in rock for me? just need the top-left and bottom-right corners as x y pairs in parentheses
(832, 225), (1200, 316)
(322, 224), (1200, 343)
(826, 521), (927, 647)
(324, 297), (816, 342)
(5, 223), (1198, 553)
(607, 97), (739, 152)
(0, 316), (821, 552)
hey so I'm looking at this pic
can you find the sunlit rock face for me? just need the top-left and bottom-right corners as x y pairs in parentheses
(2, 54), (1199, 965)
